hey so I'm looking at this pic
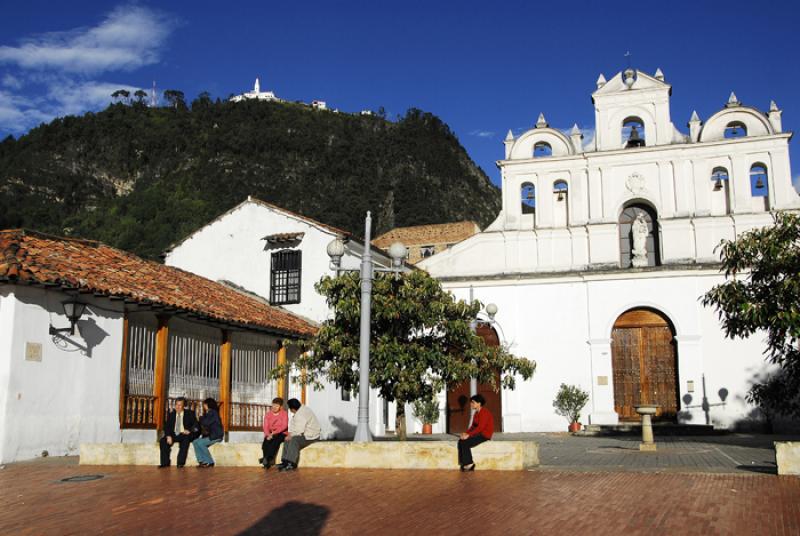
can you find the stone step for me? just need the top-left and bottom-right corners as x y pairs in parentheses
(577, 424), (720, 437)
(80, 440), (539, 471)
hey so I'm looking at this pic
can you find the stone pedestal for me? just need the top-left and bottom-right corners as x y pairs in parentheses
(635, 404), (659, 452)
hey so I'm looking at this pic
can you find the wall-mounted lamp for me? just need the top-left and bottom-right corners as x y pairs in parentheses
(49, 298), (87, 336)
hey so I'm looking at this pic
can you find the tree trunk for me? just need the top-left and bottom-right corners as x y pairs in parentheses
(395, 401), (407, 441)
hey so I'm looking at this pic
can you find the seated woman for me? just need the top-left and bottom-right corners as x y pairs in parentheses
(457, 394), (494, 471)
(193, 398), (224, 468)
(259, 397), (288, 469)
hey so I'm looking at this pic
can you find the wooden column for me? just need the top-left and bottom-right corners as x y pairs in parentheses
(153, 315), (170, 433)
(220, 330), (233, 435)
(301, 367), (307, 405)
(118, 315), (130, 429)
(277, 342), (287, 400)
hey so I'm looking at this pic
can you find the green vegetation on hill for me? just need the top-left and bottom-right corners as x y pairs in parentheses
(0, 97), (500, 259)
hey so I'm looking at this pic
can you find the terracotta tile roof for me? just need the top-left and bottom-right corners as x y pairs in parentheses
(372, 221), (480, 248)
(263, 232), (305, 244)
(0, 229), (316, 338)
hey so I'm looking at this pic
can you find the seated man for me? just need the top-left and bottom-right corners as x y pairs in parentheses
(277, 398), (321, 472)
(159, 397), (198, 468)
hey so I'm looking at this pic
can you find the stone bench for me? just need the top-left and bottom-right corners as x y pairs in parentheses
(775, 442), (800, 475)
(80, 440), (539, 471)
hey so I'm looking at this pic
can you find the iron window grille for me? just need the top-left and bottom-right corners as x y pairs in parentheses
(270, 249), (302, 305)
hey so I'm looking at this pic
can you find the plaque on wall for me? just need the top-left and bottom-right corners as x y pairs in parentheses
(25, 342), (42, 362)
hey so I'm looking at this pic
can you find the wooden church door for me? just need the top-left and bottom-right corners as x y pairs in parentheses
(611, 308), (679, 421)
(446, 324), (503, 434)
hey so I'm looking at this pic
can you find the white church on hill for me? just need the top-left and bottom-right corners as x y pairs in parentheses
(420, 67), (799, 432)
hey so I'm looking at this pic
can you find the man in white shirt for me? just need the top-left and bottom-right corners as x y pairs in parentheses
(277, 398), (321, 472)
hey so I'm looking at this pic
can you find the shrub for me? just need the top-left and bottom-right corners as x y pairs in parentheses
(553, 383), (589, 424)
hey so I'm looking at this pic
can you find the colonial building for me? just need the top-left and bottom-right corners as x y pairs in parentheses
(420, 67), (799, 432)
(373, 221), (480, 264)
(0, 229), (315, 463)
(163, 197), (399, 438)
(230, 78), (282, 103)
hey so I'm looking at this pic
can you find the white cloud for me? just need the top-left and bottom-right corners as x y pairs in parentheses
(0, 5), (173, 74)
(2, 74), (23, 89)
(470, 130), (495, 138)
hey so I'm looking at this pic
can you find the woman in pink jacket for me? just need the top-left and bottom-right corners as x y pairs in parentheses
(259, 397), (289, 469)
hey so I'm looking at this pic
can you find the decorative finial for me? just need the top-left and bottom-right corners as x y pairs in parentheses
(596, 73), (607, 89)
(770, 100), (779, 112)
(689, 110), (700, 122)
(505, 129), (514, 142)
(536, 113), (548, 128)
(570, 123), (581, 135)
(654, 68), (664, 81)
(726, 92), (740, 107)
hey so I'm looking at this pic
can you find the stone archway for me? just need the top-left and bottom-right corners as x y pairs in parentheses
(446, 324), (503, 434)
(611, 308), (679, 421)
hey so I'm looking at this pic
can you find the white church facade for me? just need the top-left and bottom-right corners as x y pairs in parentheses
(420, 67), (799, 432)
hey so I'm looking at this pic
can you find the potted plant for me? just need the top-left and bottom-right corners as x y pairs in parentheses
(553, 383), (589, 433)
(413, 396), (440, 434)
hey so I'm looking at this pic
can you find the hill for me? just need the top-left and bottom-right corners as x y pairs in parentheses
(0, 98), (500, 259)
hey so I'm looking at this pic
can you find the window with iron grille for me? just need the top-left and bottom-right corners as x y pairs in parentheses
(270, 250), (302, 305)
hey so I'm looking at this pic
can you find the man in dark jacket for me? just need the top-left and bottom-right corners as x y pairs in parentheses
(159, 397), (198, 468)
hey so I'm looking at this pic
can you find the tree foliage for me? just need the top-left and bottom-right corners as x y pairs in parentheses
(283, 270), (535, 438)
(702, 212), (800, 417)
(552, 383), (589, 424)
(0, 97), (500, 259)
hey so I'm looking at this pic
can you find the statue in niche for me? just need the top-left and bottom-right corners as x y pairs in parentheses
(631, 213), (649, 267)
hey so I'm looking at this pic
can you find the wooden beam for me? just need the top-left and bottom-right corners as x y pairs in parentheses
(153, 315), (170, 433)
(301, 367), (307, 405)
(118, 315), (130, 429)
(277, 342), (287, 400)
(219, 330), (233, 436)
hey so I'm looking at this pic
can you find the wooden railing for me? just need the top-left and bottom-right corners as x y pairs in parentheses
(122, 395), (157, 428)
(230, 402), (269, 431)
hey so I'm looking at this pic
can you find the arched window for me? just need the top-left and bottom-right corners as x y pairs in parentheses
(710, 167), (731, 216)
(533, 142), (552, 158)
(724, 121), (747, 139)
(750, 164), (768, 197)
(521, 182), (536, 215)
(623, 117), (645, 148)
(619, 203), (660, 268)
(553, 180), (569, 227)
(711, 167), (729, 191)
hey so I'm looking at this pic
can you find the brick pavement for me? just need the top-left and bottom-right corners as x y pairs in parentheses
(1, 457), (799, 535)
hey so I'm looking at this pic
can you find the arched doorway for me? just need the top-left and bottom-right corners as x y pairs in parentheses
(611, 308), (678, 421)
(446, 324), (503, 434)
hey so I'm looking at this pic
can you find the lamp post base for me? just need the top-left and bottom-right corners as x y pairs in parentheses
(353, 422), (372, 443)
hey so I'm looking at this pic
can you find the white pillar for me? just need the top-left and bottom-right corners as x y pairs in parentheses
(587, 338), (619, 425)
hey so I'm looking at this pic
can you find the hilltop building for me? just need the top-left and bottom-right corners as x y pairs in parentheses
(373, 221), (480, 264)
(420, 67), (799, 432)
(230, 78), (282, 103)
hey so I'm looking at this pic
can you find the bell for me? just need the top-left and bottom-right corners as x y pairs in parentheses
(526, 189), (535, 200)
(625, 125), (645, 148)
(756, 177), (765, 189)
(555, 189), (565, 201)
(713, 178), (723, 191)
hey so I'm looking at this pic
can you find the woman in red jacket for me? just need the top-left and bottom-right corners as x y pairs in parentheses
(458, 394), (494, 471)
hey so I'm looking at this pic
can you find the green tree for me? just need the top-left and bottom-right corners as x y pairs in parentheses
(702, 212), (800, 418)
(163, 89), (186, 109)
(133, 89), (148, 104)
(111, 89), (130, 103)
(282, 270), (535, 439)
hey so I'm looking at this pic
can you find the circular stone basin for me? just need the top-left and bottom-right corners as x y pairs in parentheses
(634, 405), (659, 416)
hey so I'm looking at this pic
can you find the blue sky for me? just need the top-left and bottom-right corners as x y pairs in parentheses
(1, 1), (799, 188)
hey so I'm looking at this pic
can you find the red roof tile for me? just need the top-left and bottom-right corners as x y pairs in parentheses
(372, 221), (480, 248)
(0, 229), (316, 338)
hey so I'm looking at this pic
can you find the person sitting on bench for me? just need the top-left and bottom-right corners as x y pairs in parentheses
(277, 398), (321, 472)
(159, 397), (198, 468)
(259, 397), (288, 469)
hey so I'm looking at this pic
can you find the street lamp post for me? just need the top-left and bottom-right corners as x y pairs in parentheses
(327, 211), (407, 442)
(468, 288), (499, 400)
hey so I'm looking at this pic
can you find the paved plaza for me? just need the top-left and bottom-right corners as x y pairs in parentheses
(2, 434), (800, 535)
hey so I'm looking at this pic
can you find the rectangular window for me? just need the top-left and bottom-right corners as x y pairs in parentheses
(270, 249), (302, 305)
(420, 245), (435, 258)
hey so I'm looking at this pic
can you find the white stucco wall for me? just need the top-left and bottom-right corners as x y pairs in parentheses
(0, 286), (125, 463)
(440, 269), (771, 432)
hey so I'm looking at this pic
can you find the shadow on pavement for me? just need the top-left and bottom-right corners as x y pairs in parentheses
(238, 501), (330, 536)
